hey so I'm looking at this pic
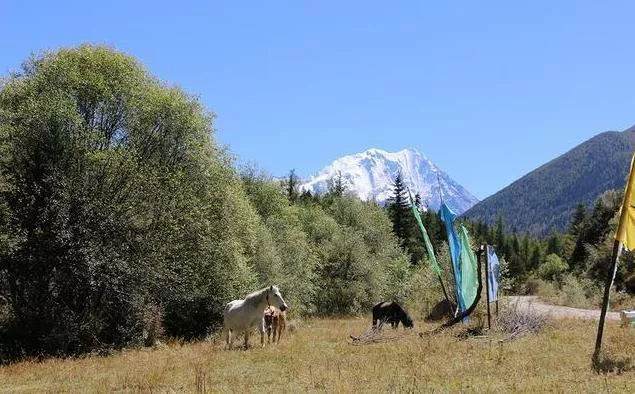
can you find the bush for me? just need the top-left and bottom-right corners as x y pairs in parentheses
(522, 277), (543, 295)
(405, 263), (448, 321)
(538, 254), (568, 281)
(536, 274), (603, 309)
(556, 275), (590, 308)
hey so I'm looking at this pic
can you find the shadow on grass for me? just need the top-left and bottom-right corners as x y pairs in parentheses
(593, 355), (633, 374)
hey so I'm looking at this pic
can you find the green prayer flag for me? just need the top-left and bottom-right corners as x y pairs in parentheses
(458, 225), (478, 307)
(408, 193), (442, 275)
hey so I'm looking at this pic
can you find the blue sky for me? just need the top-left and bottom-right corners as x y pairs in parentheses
(2, 1), (635, 199)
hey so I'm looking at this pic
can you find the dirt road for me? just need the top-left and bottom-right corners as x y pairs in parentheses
(504, 296), (621, 320)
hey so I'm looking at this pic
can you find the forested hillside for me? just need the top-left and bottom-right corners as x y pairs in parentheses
(463, 129), (635, 235)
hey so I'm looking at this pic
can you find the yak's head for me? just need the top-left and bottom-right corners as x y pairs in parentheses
(402, 313), (414, 328)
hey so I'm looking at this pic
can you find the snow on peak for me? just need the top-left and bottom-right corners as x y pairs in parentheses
(300, 147), (478, 214)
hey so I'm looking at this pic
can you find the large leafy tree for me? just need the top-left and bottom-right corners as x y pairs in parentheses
(0, 46), (265, 356)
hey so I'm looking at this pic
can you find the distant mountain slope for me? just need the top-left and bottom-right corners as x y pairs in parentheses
(300, 148), (478, 214)
(462, 128), (635, 235)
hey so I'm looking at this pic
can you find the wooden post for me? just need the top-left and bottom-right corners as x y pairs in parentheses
(593, 240), (622, 367)
(484, 245), (491, 330)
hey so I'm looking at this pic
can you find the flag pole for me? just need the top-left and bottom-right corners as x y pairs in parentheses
(484, 245), (492, 329)
(593, 151), (635, 367)
(592, 240), (622, 367)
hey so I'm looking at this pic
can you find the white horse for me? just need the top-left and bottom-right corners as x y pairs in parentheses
(223, 285), (288, 349)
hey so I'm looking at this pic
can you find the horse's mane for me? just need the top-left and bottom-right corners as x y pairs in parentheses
(243, 287), (269, 307)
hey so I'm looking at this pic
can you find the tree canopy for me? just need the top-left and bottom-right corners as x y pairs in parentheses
(0, 45), (267, 355)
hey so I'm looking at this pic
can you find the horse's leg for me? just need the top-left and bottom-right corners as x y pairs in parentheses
(273, 322), (278, 344)
(243, 330), (250, 349)
(226, 328), (232, 350)
(278, 315), (285, 343)
(259, 319), (266, 347)
(265, 317), (272, 343)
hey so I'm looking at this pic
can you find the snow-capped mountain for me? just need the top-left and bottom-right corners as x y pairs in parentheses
(300, 148), (478, 214)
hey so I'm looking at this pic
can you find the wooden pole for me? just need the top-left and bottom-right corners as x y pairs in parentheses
(484, 245), (491, 330)
(592, 240), (622, 367)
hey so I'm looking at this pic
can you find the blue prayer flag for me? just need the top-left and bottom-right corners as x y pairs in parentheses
(487, 245), (500, 301)
(439, 202), (465, 313)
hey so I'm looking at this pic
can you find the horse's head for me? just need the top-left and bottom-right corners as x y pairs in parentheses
(268, 285), (288, 312)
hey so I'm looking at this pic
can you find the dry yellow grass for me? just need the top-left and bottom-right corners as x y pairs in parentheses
(1, 317), (633, 393)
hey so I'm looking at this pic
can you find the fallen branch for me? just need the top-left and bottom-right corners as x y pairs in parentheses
(350, 319), (403, 345)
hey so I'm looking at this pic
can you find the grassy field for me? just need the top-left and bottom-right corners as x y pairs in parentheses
(1, 316), (634, 393)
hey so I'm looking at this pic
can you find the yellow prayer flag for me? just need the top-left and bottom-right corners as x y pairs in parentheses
(615, 152), (635, 250)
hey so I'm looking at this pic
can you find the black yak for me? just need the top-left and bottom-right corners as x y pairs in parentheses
(372, 301), (414, 329)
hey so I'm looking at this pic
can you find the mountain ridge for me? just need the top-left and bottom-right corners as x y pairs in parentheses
(462, 128), (635, 235)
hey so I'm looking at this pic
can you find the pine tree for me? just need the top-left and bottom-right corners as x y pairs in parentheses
(387, 171), (411, 242)
(530, 244), (542, 271)
(507, 234), (526, 281)
(568, 203), (587, 237)
(570, 198), (615, 266)
(385, 172), (427, 264)
(421, 209), (444, 250)
(521, 234), (531, 263)
(495, 216), (506, 253)
(414, 193), (422, 209)
(327, 171), (346, 197)
(299, 189), (313, 204)
(546, 229), (564, 256)
(284, 169), (300, 203)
